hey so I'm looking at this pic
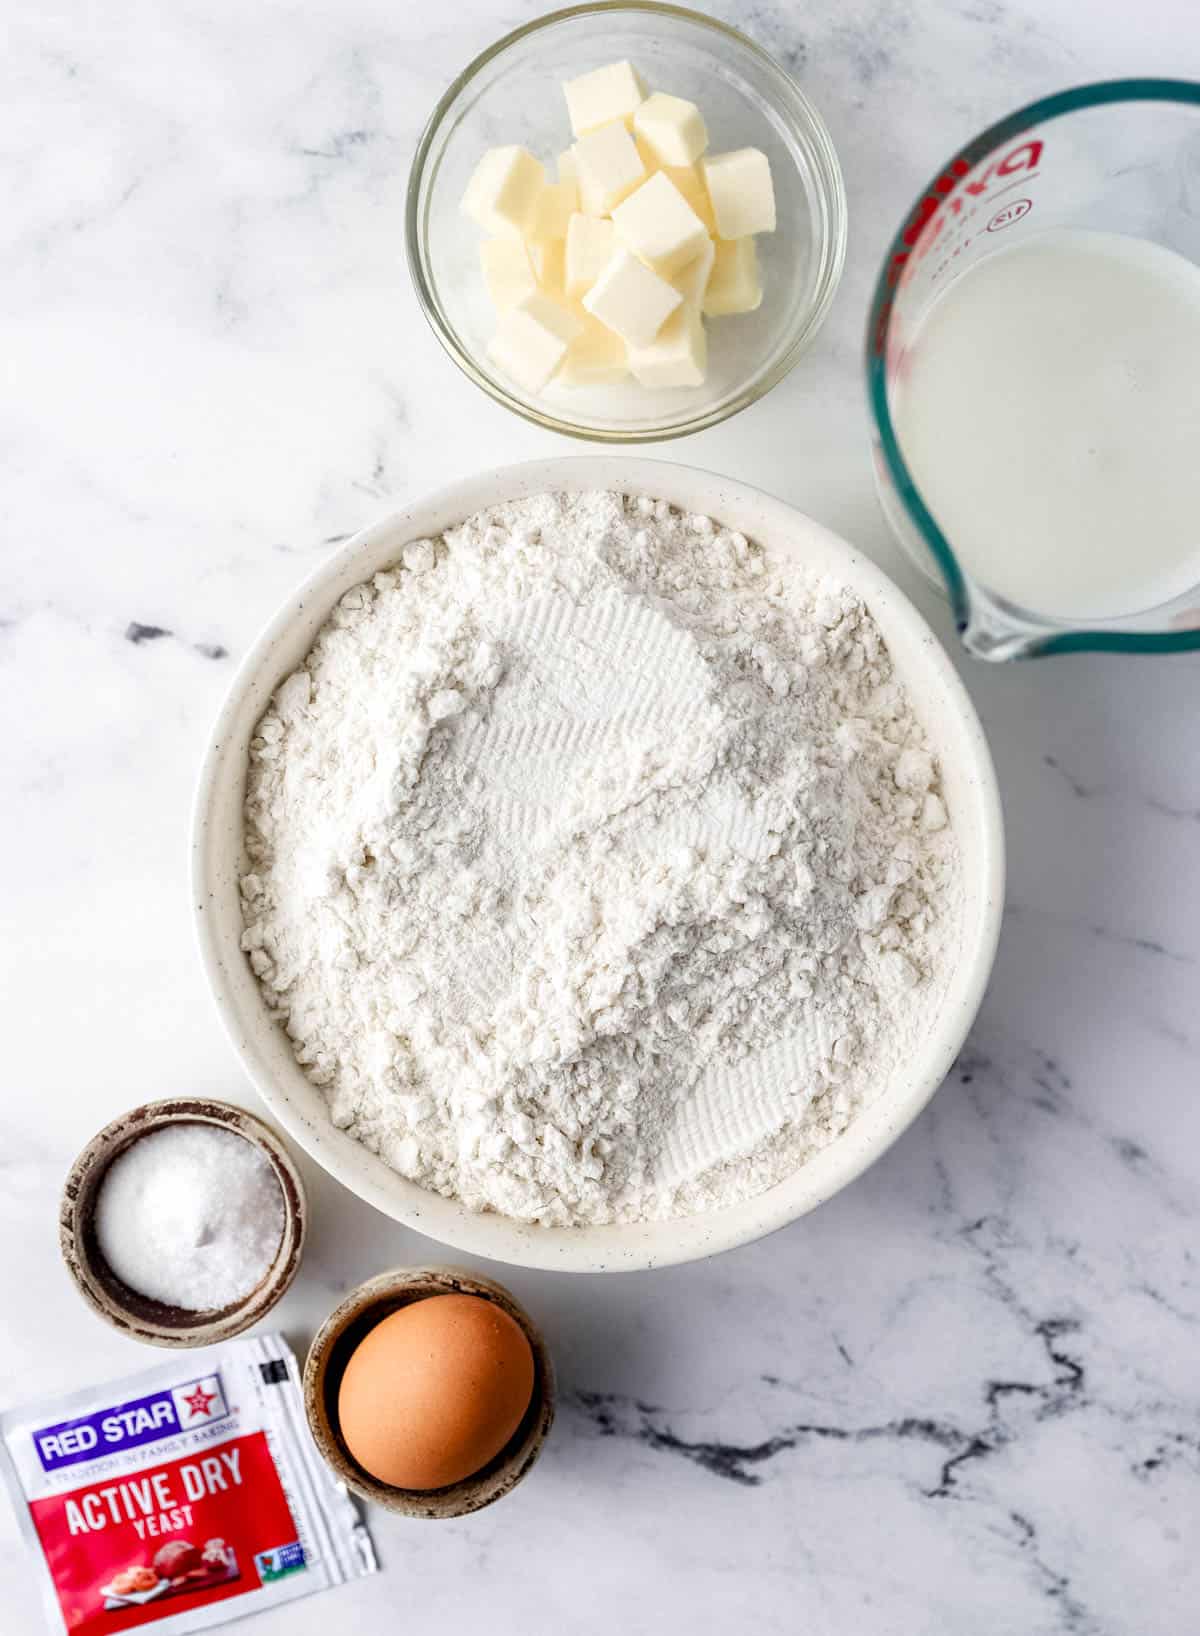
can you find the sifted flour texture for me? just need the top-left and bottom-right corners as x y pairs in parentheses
(241, 491), (960, 1226)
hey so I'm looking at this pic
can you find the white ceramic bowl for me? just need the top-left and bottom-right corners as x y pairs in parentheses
(192, 458), (1004, 1272)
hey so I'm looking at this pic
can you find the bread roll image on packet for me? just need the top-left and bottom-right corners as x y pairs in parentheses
(0, 1333), (375, 1634)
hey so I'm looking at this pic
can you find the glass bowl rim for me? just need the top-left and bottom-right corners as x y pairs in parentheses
(405, 0), (848, 444)
(865, 77), (1200, 657)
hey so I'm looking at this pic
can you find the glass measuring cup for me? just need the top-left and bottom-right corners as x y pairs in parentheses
(866, 81), (1200, 660)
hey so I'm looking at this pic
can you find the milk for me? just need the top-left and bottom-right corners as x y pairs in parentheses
(892, 230), (1200, 621)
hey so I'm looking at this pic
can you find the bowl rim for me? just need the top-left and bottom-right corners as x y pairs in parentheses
(302, 1265), (555, 1518)
(404, 0), (848, 443)
(59, 1098), (307, 1347)
(191, 455), (1005, 1273)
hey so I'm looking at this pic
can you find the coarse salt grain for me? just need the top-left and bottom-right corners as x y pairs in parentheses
(94, 1124), (285, 1311)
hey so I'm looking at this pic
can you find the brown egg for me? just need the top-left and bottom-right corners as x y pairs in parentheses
(336, 1293), (535, 1491)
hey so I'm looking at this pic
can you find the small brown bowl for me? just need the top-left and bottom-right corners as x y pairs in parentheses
(303, 1266), (555, 1519)
(60, 1098), (306, 1348)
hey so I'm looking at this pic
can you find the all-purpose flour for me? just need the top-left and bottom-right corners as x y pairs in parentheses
(241, 492), (960, 1226)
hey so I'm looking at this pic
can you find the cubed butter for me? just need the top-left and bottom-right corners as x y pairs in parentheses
(487, 292), (582, 393)
(703, 236), (762, 316)
(662, 165), (716, 234)
(672, 235), (715, 306)
(611, 171), (709, 277)
(532, 180), (577, 242)
(573, 121), (646, 214)
(633, 92), (708, 168)
(628, 304), (707, 388)
(559, 307), (629, 384)
(563, 60), (646, 137)
(565, 213), (617, 299)
(480, 237), (538, 311)
(529, 237), (566, 298)
(701, 148), (776, 238)
(461, 145), (545, 238)
(466, 64), (771, 402)
(582, 248), (682, 348)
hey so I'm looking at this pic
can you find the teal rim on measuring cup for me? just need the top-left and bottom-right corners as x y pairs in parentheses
(866, 80), (1200, 660)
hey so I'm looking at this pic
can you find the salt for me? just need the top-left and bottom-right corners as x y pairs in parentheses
(94, 1123), (285, 1311)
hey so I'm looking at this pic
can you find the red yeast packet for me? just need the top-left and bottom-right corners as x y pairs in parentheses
(0, 1332), (375, 1634)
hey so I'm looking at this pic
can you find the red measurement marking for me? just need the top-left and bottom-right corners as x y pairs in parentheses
(873, 137), (1045, 357)
(987, 197), (1033, 231)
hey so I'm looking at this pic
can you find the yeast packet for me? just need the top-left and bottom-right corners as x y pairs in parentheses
(0, 1332), (375, 1634)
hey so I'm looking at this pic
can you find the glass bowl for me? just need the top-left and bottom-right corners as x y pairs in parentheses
(406, 2), (847, 442)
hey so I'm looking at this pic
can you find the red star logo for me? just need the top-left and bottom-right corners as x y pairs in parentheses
(181, 1383), (217, 1419)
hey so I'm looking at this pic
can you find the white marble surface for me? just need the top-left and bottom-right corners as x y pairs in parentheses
(3, 2), (1199, 1631)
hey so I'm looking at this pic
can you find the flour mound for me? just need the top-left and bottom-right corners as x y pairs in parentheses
(241, 492), (960, 1226)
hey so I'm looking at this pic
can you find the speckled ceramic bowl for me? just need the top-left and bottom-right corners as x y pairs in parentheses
(60, 1098), (306, 1347)
(192, 456), (1005, 1273)
(303, 1266), (555, 1518)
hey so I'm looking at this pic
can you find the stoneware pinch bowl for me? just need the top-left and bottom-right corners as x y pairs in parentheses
(60, 1097), (306, 1347)
(303, 1265), (555, 1518)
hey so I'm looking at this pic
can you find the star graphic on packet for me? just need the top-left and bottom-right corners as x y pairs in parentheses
(181, 1383), (217, 1419)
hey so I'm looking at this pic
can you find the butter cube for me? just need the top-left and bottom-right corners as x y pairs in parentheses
(701, 148), (776, 239)
(559, 307), (629, 384)
(634, 134), (661, 178)
(563, 60), (646, 137)
(703, 236), (762, 316)
(611, 171), (709, 277)
(487, 292), (582, 393)
(557, 149), (578, 186)
(572, 149), (607, 217)
(565, 213), (617, 299)
(628, 305), (707, 388)
(480, 237), (538, 311)
(529, 237), (566, 298)
(582, 249), (682, 348)
(663, 165), (715, 234)
(633, 92), (708, 168)
(672, 235), (715, 307)
(573, 121), (646, 215)
(532, 180), (577, 243)
(461, 145), (545, 238)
